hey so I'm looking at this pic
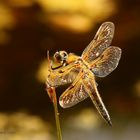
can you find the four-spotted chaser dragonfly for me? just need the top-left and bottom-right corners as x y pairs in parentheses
(46, 22), (122, 126)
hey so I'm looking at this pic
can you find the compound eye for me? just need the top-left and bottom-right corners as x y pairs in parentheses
(54, 51), (68, 65)
(61, 51), (68, 58)
(54, 52), (62, 62)
(63, 52), (67, 57)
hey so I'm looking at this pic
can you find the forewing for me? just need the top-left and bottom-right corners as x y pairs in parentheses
(91, 46), (122, 77)
(82, 22), (115, 62)
(59, 71), (89, 108)
(46, 62), (79, 87)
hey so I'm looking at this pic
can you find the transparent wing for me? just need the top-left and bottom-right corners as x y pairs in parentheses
(59, 68), (112, 125)
(81, 22), (115, 63)
(59, 70), (89, 108)
(46, 62), (79, 87)
(90, 46), (122, 77)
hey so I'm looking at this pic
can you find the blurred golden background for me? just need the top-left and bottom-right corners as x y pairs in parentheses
(0, 0), (140, 140)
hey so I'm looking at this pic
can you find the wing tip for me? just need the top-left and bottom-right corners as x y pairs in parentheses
(102, 21), (115, 27)
(59, 98), (69, 109)
(59, 98), (65, 108)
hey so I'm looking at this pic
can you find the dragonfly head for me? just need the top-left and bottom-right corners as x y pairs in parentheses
(53, 51), (68, 65)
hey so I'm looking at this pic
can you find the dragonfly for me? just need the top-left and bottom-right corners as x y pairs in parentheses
(46, 22), (122, 126)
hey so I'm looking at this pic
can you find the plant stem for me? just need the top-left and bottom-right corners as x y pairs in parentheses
(47, 87), (62, 140)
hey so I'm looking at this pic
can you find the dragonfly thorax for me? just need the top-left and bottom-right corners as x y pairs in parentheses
(76, 57), (91, 70)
